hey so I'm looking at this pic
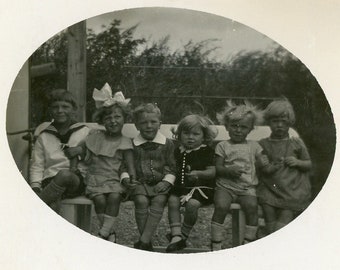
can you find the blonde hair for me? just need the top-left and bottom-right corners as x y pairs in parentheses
(173, 114), (218, 145)
(264, 99), (295, 125)
(92, 103), (132, 124)
(133, 103), (161, 122)
(217, 100), (264, 129)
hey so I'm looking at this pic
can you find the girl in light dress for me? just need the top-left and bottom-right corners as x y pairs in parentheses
(257, 99), (312, 235)
(211, 102), (267, 250)
(83, 83), (136, 242)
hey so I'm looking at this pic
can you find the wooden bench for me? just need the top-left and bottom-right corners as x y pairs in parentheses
(35, 122), (298, 248)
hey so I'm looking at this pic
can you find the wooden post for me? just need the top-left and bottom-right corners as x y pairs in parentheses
(67, 21), (87, 122)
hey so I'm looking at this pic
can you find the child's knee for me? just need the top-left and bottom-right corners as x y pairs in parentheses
(214, 201), (229, 214)
(107, 193), (122, 204)
(185, 199), (201, 213)
(278, 209), (294, 223)
(168, 195), (180, 209)
(134, 195), (149, 208)
(54, 169), (79, 187)
(93, 195), (106, 212)
(241, 197), (258, 212)
(151, 195), (168, 208)
(214, 195), (231, 214)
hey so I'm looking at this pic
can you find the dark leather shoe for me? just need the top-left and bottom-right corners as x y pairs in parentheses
(166, 238), (186, 253)
(134, 241), (141, 249)
(134, 240), (154, 251)
(139, 241), (154, 251)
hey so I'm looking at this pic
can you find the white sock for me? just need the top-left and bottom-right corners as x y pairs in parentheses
(97, 213), (105, 227)
(99, 215), (116, 238)
(244, 225), (258, 241)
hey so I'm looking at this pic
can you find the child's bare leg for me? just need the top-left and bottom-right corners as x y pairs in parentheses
(167, 194), (182, 243)
(212, 188), (232, 223)
(134, 195), (149, 234)
(238, 195), (258, 226)
(238, 195), (258, 242)
(39, 170), (79, 205)
(99, 193), (122, 239)
(92, 194), (106, 226)
(139, 194), (167, 245)
(182, 199), (201, 239)
(166, 197), (198, 253)
(276, 209), (294, 231)
(106, 193), (122, 217)
(93, 194), (106, 214)
(211, 188), (232, 250)
(261, 203), (277, 234)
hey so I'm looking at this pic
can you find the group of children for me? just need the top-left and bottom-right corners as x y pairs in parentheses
(29, 84), (312, 252)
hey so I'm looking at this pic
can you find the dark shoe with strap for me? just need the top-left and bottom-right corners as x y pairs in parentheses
(166, 237), (186, 253)
(134, 241), (141, 249)
(134, 240), (154, 251)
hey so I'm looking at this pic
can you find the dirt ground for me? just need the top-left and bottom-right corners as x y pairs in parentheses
(89, 202), (234, 252)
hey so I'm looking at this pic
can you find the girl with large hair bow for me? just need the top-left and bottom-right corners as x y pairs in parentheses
(82, 83), (136, 242)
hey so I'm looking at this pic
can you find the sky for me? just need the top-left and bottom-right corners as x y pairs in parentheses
(86, 7), (277, 62)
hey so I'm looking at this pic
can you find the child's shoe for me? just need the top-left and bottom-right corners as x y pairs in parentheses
(107, 232), (116, 243)
(134, 241), (154, 251)
(166, 237), (186, 253)
(211, 241), (222, 251)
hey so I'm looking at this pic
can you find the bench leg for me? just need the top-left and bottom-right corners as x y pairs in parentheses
(231, 209), (246, 247)
(77, 204), (92, 233)
(59, 204), (92, 233)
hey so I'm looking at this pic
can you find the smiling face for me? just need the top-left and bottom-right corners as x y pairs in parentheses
(180, 125), (204, 150)
(102, 107), (125, 136)
(227, 115), (253, 144)
(269, 115), (290, 139)
(135, 112), (161, 140)
(50, 101), (76, 126)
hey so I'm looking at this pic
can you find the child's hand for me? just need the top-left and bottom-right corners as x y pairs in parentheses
(257, 155), (270, 167)
(185, 171), (199, 185)
(154, 181), (172, 193)
(284, 156), (300, 167)
(227, 165), (247, 178)
(64, 146), (82, 159)
(122, 177), (139, 189)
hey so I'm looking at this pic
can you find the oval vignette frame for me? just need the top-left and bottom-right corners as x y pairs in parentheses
(2, 3), (339, 269)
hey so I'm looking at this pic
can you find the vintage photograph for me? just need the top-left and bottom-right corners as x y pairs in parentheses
(4, 4), (337, 259)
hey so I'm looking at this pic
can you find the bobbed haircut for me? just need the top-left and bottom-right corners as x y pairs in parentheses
(47, 89), (78, 109)
(133, 103), (161, 123)
(264, 99), (295, 125)
(173, 114), (218, 145)
(92, 103), (132, 125)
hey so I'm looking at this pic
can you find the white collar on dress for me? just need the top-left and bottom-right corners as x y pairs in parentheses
(179, 144), (207, 153)
(133, 131), (166, 146)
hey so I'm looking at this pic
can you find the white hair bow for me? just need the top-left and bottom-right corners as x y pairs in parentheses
(93, 83), (130, 109)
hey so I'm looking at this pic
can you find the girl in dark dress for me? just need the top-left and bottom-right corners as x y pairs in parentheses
(166, 115), (217, 253)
